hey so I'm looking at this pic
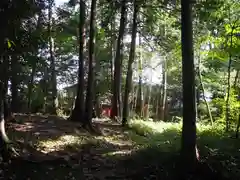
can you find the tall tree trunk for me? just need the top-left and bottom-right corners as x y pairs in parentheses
(236, 114), (240, 138)
(122, 0), (138, 126)
(136, 34), (143, 116)
(235, 74), (240, 138)
(146, 84), (152, 119)
(94, 44), (101, 118)
(181, 0), (198, 175)
(233, 70), (239, 89)
(110, 16), (115, 86)
(225, 29), (234, 132)
(0, 82), (11, 162)
(27, 60), (37, 114)
(42, 66), (49, 113)
(48, 0), (57, 115)
(111, 0), (127, 119)
(10, 55), (19, 113)
(0, 55), (13, 161)
(2, 56), (12, 120)
(70, 0), (86, 122)
(158, 87), (163, 119)
(197, 54), (213, 126)
(160, 58), (167, 121)
(196, 86), (200, 121)
(155, 89), (160, 120)
(84, 0), (96, 127)
(110, 17), (116, 118)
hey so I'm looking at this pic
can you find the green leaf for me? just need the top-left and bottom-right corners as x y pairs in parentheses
(7, 40), (11, 48)
(6, 38), (15, 49)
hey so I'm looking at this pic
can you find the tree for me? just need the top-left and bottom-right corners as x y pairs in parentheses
(48, 0), (58, 114)
(122, 0), (138, 126)
(70, 0), (86, 122)
(84, 0), (97, 127)
(111, 0), (127, 119)
(180, 0), (198, 175)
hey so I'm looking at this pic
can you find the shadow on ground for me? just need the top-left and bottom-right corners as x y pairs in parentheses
(1, 115), (239, 180)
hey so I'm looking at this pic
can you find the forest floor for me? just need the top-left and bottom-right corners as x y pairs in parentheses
(0, 114), (240, 180)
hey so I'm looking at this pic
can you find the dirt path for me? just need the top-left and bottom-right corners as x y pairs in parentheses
(3, 115), (140, 180)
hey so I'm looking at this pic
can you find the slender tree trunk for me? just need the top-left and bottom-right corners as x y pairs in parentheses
(70, 0), (86, 122)
(133, 85), (138, 113)
(129, 85), (136, 115)
(136, 34), (144, 117)
(2, 56), (12, 120)
(233, 70), (239, 88)
(235, 75), (240, 138)
(42, 66), (49, 113)
(27, 61), (37, 113)
(0, 82), (11, 162)
(235, 113), (240, 138)
(155, 90), (159, 120)
(225, 29), (234, 132)
(160, 58), (167, 121)
(111, 0), (127, 119)
(158, 86), (163, 119)
(110, 18), (115, 118)
(0, 55), (13, 161)
(196, 86), (201, 121)
(84, 0), (96, 127)
(181, 0), (198, 175)
(48, 0), (57, 115)
(94, 47), (101, 118)
(146, 85), (152, 119)
(197, 54), (213, 126)
(122, 0), (138, 126)
(10, 55), (19, 113)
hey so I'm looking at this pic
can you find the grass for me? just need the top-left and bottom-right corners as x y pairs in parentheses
(128, 119), (240, 179)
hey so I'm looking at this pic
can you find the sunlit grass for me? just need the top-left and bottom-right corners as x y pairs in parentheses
(128, 119), (226, 138)
(128, 119), (240, 179)
(128, 118), (240, 155)
(128, 119), (181, 151)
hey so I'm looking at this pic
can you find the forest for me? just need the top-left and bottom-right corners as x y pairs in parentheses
(0, 0), (239, 179)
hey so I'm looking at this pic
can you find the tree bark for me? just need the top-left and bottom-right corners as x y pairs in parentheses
(235, 113), (240, 138)
(27, 60), (37, 114)
(122, 0), (138, 126)
(181, 0), (198, 175)
(136, 35), (144, 117)
(48, 0), (57, 115)
(10, 55), (19, 113)
(111, 0), (127, 119)
(84, 0), (96, 127)
(233, 70), (239, 89)
(70, 0), (86, 122)
(160, 58), (167, 121)
(235, 75), (240, 138)
(197, 54), (213, 126)
(0, 56), (13, 162)
(225, 29), (234, 132)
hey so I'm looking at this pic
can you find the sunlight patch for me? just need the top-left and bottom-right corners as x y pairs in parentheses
(37, 134), (84, 153)
(103, 149), (133, 156)
(95, 136), (133, 146)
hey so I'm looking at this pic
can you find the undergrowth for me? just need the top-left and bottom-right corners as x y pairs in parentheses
(128, 119), (240, 179)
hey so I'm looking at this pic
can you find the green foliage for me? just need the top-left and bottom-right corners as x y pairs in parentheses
(211, 89), (240, 125)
